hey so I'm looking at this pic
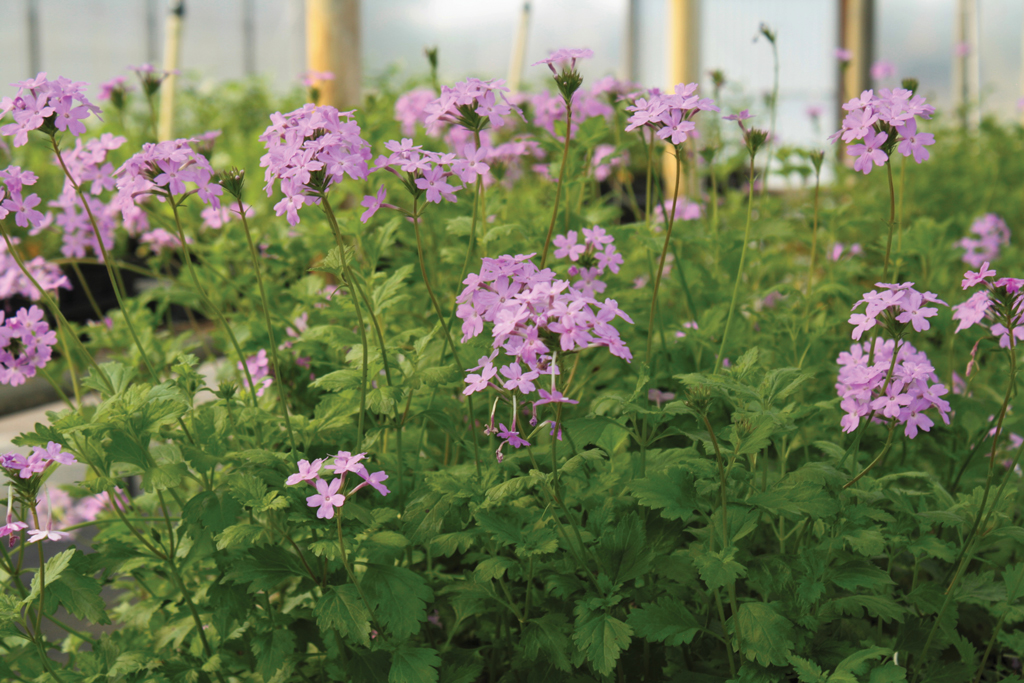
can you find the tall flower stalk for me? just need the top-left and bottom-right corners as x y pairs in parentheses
(716, 123), (767, 374)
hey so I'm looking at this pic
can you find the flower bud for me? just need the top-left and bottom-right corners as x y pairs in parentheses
(215, 168), (246, 200)
(901, 78), (919, 96)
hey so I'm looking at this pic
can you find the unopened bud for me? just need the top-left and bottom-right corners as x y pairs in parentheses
(215, 168), (246, 200)
(901, 78), (919, 96)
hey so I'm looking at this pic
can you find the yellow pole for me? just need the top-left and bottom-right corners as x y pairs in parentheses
(507, 2), (531, 94)
(306, 0), (361, 109)
(157, 0), (184, 141)
(840, 0), (872, 105)
(663, 0), (700, 203)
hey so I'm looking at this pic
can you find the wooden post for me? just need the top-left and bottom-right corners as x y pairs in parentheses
(507, 2), (531, 94)
(663, 0), (700, 202)
(306, 0), (361, 109)
(953, 0), (981, 129)
(839, 0), (873, 104)
(157, 0), (185, 142)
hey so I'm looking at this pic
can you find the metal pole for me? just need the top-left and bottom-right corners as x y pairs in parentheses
(507, 2), (531, 94)
(306, 0), (361, 109)
(242, 0), (256, 77)
(26, 0), (41, 76)
(157, 0), (185, 141)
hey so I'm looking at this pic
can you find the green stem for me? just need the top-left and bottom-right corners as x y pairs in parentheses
(319, 195), (370, 451)
(51, 136), (161, 384)
(410, 199), (482, 476)
(336, 514), (380, 631)
(842, 420), (898, 490)
(715, 152), (757, 373)
(236, 197), (298, 456)
(540, 98), (574, 268)
(804, 164), (822, 322)
(69, 260), (103, 320)
(882, 160), (896, 282)
(646, 147), (682, 365)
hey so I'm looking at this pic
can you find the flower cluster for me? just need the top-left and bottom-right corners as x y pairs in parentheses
(457, 250), (633, 458)
(0, 73), (102, 147)
(529, 85), (613, 139)
(50, 133), (144, 259)
(952, 263), (1024, 348)
(114, 138), (223, 224)
(1, 441), (75, 480)
(285, 451), (389, 520)
(0, 306), (58, 386)
(836, 338), (951, 437)
(424, 78), (517, 133)
(239, 349), (274, 398)
(625, 83), (719, 144)
(829, 88), (935, 174)
(0, 164), (47, 231)
(553, 225), (624, 298)
(360, 138), (469, 222)
(848, 282), (946, 341)
(395, 88), (437, 136)
(591, 144), (628, 182)
(653, 197), (702, 227)
(259, 104), (372, 225)
(958, 214), (1010, 268)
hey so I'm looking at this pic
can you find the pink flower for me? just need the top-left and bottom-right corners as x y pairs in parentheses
(847, 129), (888, 174)
(306, 478), (345, 519)
(348, 470), (390, 497)
(896, 118), (934, 163)
(286, 459), (324, 486)
(463, 364), (497, 395)
(723, 109), (752, 122)
(360, 184), (386, 223)
(553, 231), (586, 261)
(962, 262), (996, 289)
(835, 47), (853, 62)
(415, 166), (460, 203)
(871, 60), (896, 80)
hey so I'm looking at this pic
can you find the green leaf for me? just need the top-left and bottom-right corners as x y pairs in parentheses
(736, 602), (795, 667)
(598, 512), (654, 586)
(215, 524), (264, 550)
(627, 597), (700, 646)
(105, 429), (149, 470)
(868, 663), (908, 683)
(225, 547), (308, 593)
(788, 654), (828, 683)
(475, 556), (518, 582)
(572, 608), (633, 676)
(26, 549), (75, 604)
(830, 562), (896, 591)
(830, 595), (906, 623)
(628, 468), (699, 522)
(314, 585), (372, 647)
(389, 645), (441, 683)
(844, 529), (886, 556)
(692, 546), (747, 592)
(831, 646), (892, 681)
(373, 263), (415, 313)
(81, 361), (137, 396)
(142, 462), (187, 492)
(364, 563), (433, 639)
(48, 560), (109, 625)
(520, 613), (573, 672)
(251, 629), (295, 681)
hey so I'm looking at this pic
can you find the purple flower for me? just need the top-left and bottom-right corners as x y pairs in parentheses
(871, 60), (897, 80)
(306, 478), (345, 519)
(360, 184), (386, 223)
(723, 109), (752, 122)
(394, 88), (436, 136)
(534, 389), (579, 406)
(0, 306), (58, 386)
(847, 129), (888, 174)
(962, 262), (996, 289)
(497, 424), (529, 449)
(415, 166), (460, 204)
(895, 118), (934, 163)
(238, 349), (274, 397)
(532, 47), (594, 75)
(0, 74), (101, 147)
(835, 47), (853, 62)
(286, 458), (324, 486)
(463, 364), (497, 395)
(349, 470), (390, 497)
(959, 214), (1010, 268)
(327, 451), (369, 480)
(553, 231), (586, 261)
(648, 389), (676, 407)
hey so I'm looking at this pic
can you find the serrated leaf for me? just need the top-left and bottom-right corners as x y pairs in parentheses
(142, 462), (186, 492)
(692, 546), (747, 592)
(26, 549), (74, 604)
(364, 564), (433, 639)
(788, 654), (828, 683)
(215, 524), (264, 550)
(389, 645), (441, 683)
(572, 608), (632, 676)
(628, 468), (699, 521)
(830, 595), (906, 623)
(315, 585), (371, 647)
(225, 547), (308, 593)
(598, 512), (653, 586)
(521, 612), (572, 672)
(627, 597), (700, 646)
(737, 602), (795, 667)
(475, 556), (517, 581)
(251, 629), (295, 681)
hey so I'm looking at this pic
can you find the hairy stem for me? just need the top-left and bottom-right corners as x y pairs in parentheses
(540, 97), (574, 268)
(715, 152), (757, 373)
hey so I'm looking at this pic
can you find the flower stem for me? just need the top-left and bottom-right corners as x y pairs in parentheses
(167, 194), (260, 407)
(540, 98), (574, 268)
(318, 196), (370, 451)
(882, 159), (896, 282)
(842, 420), (898, 489)
(715, 152), (757, 374)
(236, 198), (298, 456)
(51, 136), (161, 385)
(336, 514), (380, 631)
(804, 163), (822, 318)
(646, 146), (682, 366)
(69, 260), (103, 320)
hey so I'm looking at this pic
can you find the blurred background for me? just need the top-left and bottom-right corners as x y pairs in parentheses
(0, 0), (1021, 150)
